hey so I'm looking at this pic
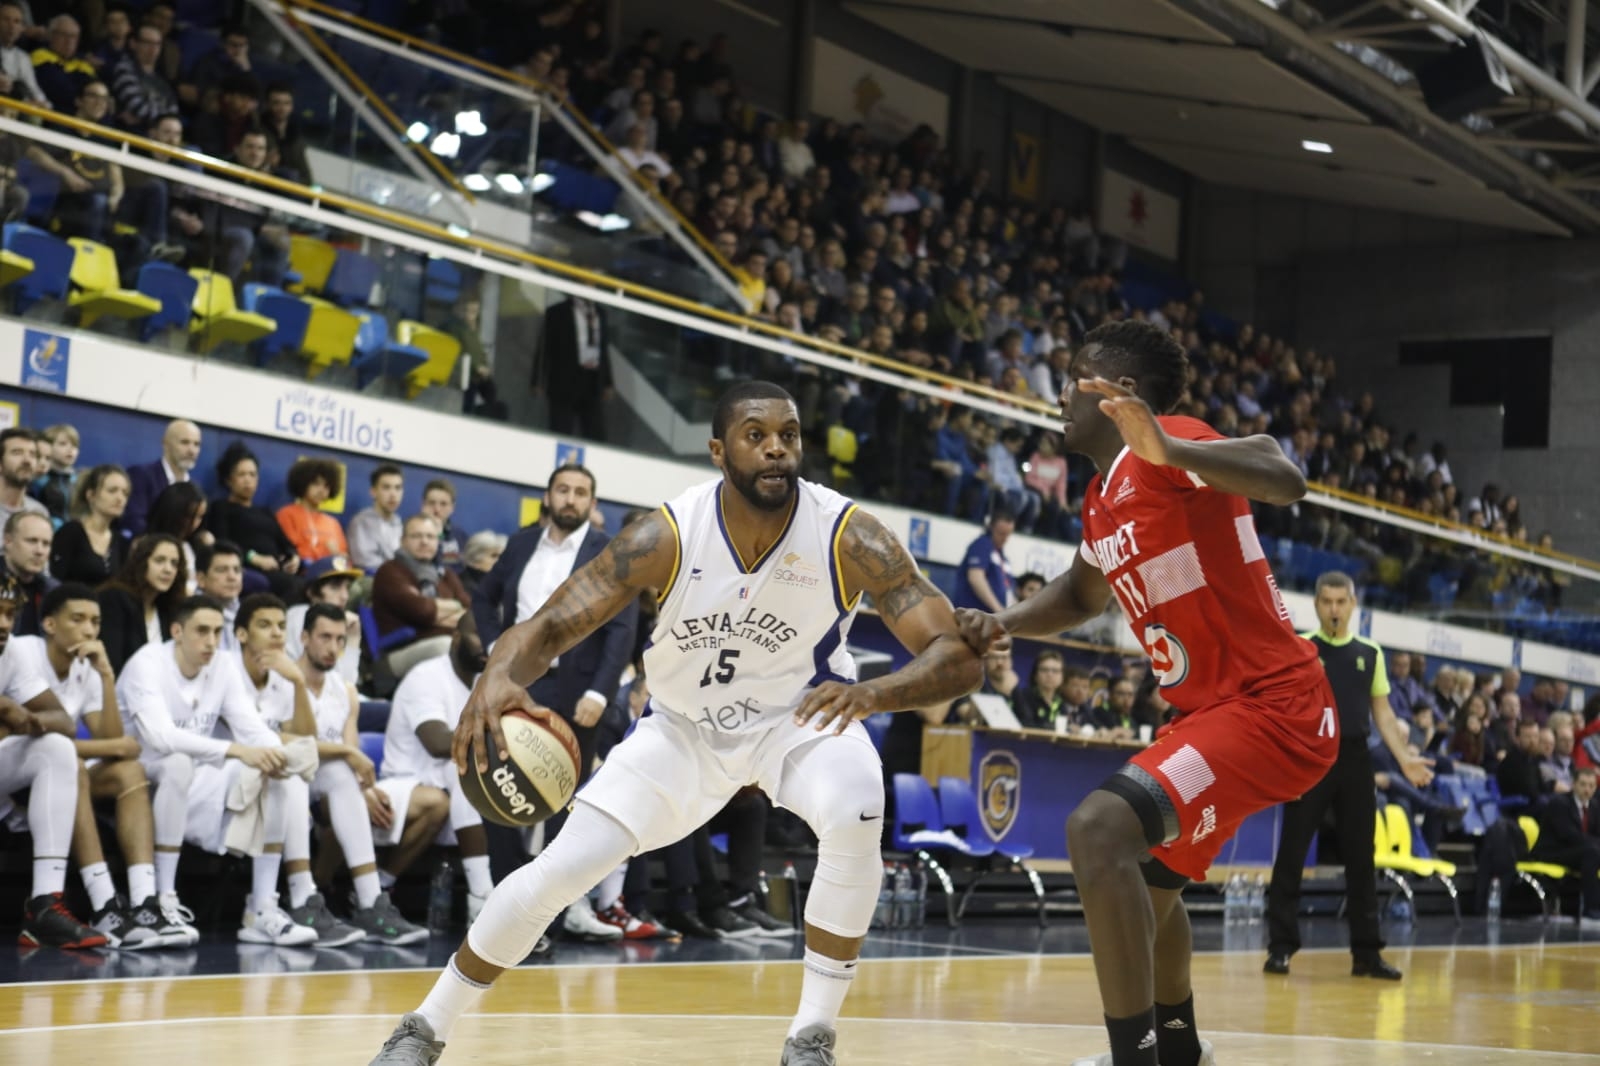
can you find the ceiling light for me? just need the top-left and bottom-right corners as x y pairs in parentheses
(454, 110), (487, 137)
(1301, 139), (1333, 153)
(430, 131), (461, 158)
(405, 121), (429, 142)
(462, 173), (491, 192)
(495, 173), (525, 194)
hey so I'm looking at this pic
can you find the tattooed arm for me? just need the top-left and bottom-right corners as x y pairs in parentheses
(452, 509), (677, 771)
(796, 507), (982, 732)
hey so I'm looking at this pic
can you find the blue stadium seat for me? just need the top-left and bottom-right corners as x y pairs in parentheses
(242, 283), (312, 365)
(357, 700), (392, 733)
(359, 731), (386, 777)
(423, 258), (463, 308)
(860, 712), (891, 751)
(938, 776), (1047, 926)
(358, 603), (415, 656)
(351, 313), (430, 389)
(4, 223), (72, 311)
(14, 157), (59, 228)
(325, 249), (381, 308)
(135, 261), (200, 341)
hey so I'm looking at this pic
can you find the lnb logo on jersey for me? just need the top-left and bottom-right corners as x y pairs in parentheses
(1143, 623), (1190, 688)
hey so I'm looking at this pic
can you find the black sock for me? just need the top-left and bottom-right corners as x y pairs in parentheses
(1155, 994), (1202, 1066)
(1105, 1008), (1159, 1066)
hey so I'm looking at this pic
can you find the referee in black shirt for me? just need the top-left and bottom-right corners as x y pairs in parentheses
(1264, 571), (1433, 980)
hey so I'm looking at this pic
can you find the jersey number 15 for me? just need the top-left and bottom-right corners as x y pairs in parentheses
(699, 648), (741, 687)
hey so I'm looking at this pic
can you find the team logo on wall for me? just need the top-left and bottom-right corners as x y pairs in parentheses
(979, 750), (1022, 841)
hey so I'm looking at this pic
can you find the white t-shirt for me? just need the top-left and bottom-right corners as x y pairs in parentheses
(0, 635), (52, 705)
(235, 652), (297, 731)
(8, 635), (101, 724)
(117, 640), (280, 765)
(515, 524), (588, 625)
(380, 655), (469, 787)
(285, 604), (362, 687)
(308, 670), (353, 744)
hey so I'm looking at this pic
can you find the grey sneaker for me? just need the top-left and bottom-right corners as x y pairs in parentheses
(369, 1011), (444, 1066)
(351, 891), (428, 946)
(290, 893), (367, 948)
(780, 1024), (836, 1065)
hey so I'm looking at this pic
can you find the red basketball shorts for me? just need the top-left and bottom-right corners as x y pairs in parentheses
(1125, 674), (1339, 882)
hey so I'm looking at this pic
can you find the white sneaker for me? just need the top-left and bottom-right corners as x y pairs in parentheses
(466, 890), (488, 925)
(156, 892), (201, 946)
(239, 905), (318, 946)
(561, 900), (622, 942)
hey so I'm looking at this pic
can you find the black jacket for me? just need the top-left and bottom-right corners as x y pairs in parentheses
(97, 587), (173, 675)
(1534, 792), (1600, 860)
(472, 523), (637, 715)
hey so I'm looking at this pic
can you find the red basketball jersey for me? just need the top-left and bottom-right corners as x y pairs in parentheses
(1077, 416), (1320, 711)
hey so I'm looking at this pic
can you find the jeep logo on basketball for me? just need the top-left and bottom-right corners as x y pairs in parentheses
(491, 764), (539, 819)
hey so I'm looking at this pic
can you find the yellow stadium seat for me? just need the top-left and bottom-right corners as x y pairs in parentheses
(1372, 804), (1459, 922)
(0, 249), (35, 288)
(302, 296), (361, 377)
(65, 239), (160, 329)
(288, 234), (338, 295)
(396, 319), (462, 398)
(1513, 814), (1574, 918)
(189, 269), (275, 353)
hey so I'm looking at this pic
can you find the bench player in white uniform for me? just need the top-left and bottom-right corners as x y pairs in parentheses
(286, 602), (425, 944)
(284, 555), (365, 688)
(369, 382), (985, 1066)
(117, 594), (311, 946)
(371, 617), (494, 924)
(0, 575), (107, 949)
(14, 583), (193, 948)
(232, 593), (360, 947)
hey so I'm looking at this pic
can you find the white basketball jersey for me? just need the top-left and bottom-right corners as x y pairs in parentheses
(309, 670), (352, 744)
(644, 477), (860, 734)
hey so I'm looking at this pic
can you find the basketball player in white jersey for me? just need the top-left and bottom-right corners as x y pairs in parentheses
(290, 602), (426, 944)
(117, 593), (311, 946)
(370, 618), (496, 926)
(370, 382), (984, 1066)
(0, 576), (107, 949)
(16, 582), (193, 948)
(233, 593), (364, 947)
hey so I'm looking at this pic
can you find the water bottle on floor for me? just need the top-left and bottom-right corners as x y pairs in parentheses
(913, 861), (928, 928)
(873, 863), (894, 929)
(427, 859), (455, 935)
(1248, 875), (1266, 923)
(1222, 875), (1241, 923)
(892, 864), (913, 929)
(1487, 876), (1502, 923)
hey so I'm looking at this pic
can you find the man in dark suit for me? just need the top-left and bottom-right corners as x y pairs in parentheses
(1532, 766), (1600, 924)
(124, 419), (202, 536)
(472, 464), (637, 883)
(536, 297), (612, 441)
(1498, 718), (1548, 809)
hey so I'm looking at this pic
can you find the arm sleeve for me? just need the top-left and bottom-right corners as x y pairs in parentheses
(119, 663), (231, 764)
(1369, 644), (1391, 698)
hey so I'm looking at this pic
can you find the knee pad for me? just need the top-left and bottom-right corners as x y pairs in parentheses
(276, 775), (311, 859)
(1100, 765), (1180, 848)
(466, 802), (637, 969)
(804, 791), (885, 941)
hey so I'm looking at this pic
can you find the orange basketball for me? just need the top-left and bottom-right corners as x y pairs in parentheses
(458, 709), (583, 827)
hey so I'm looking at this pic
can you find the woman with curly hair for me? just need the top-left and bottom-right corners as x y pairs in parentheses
(275, 456), (349, 563)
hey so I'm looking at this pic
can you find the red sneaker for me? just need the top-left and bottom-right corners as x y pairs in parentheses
(21, 893), (110, 949)
(596, 899), (680, 941)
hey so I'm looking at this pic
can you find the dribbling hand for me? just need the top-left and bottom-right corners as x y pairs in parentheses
(953, 608), (1011, 656)
(794, 681), (880, 735)
(452, 667), (549, 775)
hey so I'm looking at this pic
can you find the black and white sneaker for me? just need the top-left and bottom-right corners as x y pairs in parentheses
(91, 895), (161, 950)
(700, 905), (762, 939)
(731, 898), (798, 937)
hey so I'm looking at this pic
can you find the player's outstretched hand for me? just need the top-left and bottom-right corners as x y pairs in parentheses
(954, 608), (1010, 656)
(795, 681), (881, 735)
(453, 668), (541, 775)
(1079, 377), (1172, 467)
(1399, 752), (1435, 788)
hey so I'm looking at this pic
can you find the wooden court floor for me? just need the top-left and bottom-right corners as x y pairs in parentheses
(3, 941), (1598, 1064)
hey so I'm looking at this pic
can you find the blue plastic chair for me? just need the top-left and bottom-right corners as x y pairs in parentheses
(4, 224), (73, 311)
(861, 712), (891, 752)
(357, 700), (392, 734)
(358, 603), (415, 656)
(891, 774), (990, 928)
(938, 776), (1047, 926)
(13, 157), (59, 228)
(242, 282), (313, 365)
(135, 261), (201, 341)
(358, 731), (386, 778)
(351, 314), (429, 389)
(325, 249), (380, 308)
(423, 258), (462, 308)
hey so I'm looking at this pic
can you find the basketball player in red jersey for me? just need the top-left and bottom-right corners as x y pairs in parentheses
(957, 320), (1339, 1066)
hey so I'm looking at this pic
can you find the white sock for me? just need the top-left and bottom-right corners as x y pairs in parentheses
(128, 863), (156, 905)
(287, 870), (316, 909)
(80, 861), (116, 911)
(253, 853), (283, 913)
(461, 854), (493, 898)
(591, 862), (626, 911)
(154, 850), (181, 895)
(788, 948), (857, 1038)
(417, 953), (491, 1042)
(379, 869), (397, 890)
(353, 870), (382, 909)
(32, 856), (68, 898)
